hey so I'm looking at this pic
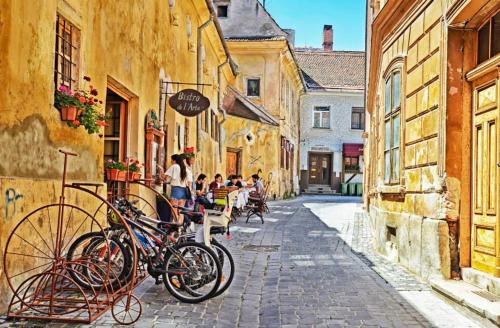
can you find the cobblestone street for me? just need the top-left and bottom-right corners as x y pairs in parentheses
(2, 196), (485, 328)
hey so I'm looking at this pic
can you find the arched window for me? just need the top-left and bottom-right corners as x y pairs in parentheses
(383, 68), (402, 184)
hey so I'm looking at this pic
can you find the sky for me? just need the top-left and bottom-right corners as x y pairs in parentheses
(262, 0), (366, 51)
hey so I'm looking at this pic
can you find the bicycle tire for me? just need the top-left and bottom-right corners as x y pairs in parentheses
(211, 239), (235, 297)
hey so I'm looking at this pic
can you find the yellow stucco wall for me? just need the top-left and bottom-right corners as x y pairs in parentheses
(223, 116), (280, 196)
(0, 0), (234, 313)
(226, 40), (303, 197)
(369, 0), (444, 217)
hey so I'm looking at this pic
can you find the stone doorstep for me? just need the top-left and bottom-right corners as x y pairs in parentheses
(430, 277), (500, 326)
(462, 267), (500, 297)
(303, 190), (340, 195)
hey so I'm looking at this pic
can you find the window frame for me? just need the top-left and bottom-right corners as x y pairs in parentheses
(344, 156), (360, 173)
(217, 5), (228, 18)
(54, 14), (80, 91)
(246, 77), (261, 98)
(382, 59), (405, 186)
(312, 106), (331, 129)
(476, 11), (500, 65)
(351, 107), (365, 130)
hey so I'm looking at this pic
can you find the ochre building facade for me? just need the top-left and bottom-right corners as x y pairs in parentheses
(364, 0), (500, 286)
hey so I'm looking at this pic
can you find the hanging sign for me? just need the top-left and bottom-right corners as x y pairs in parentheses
(168, 89), (210, 117)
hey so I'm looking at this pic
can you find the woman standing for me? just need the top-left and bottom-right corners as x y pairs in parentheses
(164, 154), (189, 224)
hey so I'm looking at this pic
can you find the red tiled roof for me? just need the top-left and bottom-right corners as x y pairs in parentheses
(295, 50), (366, 90)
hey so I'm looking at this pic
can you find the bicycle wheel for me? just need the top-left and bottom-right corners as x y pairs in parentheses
(162, 242), (221, 303)
(211, 239), (235, 297)
(66, 231), (131, 291)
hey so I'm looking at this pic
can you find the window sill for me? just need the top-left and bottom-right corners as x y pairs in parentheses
(377, 184), (406, 195)
(312, 127), (331, 130)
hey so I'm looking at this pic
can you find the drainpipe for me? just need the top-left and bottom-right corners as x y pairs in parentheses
(197, 16), (214, 152)
(217, 58), (230, 161)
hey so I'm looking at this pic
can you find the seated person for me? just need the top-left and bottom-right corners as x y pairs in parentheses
(227, 174), (243, 188)
(195, 174), (214, 209)
(209, 173), (224, 191)
(237, 174), (247, 187)
(248, 174), (265, 199)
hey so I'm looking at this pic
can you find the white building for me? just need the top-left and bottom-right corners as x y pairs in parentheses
(296, 26), (366, 194)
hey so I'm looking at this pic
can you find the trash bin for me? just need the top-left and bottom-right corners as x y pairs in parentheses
(348, 183), (356, 196)
(341, 183), (348, 195)
(356, 183), (363, 196)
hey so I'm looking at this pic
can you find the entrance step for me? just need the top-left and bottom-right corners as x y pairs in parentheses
(303, 189), (340, 195)
(462, 268), (500, 297)
(430, 277), (500, 326)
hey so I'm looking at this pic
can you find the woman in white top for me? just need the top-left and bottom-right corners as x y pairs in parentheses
(164, 154), (189, 223)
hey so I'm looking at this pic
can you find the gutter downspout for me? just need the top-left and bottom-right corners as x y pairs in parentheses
(218, 58), (230, 162)
(197, 16), (214, 152)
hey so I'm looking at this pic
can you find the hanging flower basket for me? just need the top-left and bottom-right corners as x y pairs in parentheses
(106, 169), (127, 182)
(60, 106), (78, 121)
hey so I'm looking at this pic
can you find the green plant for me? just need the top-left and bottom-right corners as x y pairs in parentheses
(105, 159), (126, 170)
(55, 76), (107, 134)
(128, 158), (144, 172)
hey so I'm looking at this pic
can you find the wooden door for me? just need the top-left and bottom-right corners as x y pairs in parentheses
(471, 80), (500, 277)
(226, 150), (239, 177)
(309, 153), (331, 185)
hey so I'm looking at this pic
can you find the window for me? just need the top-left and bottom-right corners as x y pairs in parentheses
(344, 156), (360, 173)
(313, 106), (330, 128)
(477, 12), (500, 64)
(351, 107), (365, 130)
(280, 136), (286, 168)
(104, 90), (128, 163)
(54, 15), (80, 90)
(217, 5), (228, 18)
(247, 78), (260, 97)
(384, 70), (402, 184)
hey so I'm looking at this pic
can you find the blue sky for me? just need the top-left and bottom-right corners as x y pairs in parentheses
(262, 0), (366, 51)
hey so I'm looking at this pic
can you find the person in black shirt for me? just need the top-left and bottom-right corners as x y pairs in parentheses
(227, 175), (243, 188)
(195, 174), (214, 209)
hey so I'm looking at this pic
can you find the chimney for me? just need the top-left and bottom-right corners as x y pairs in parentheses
(323, 25), (333, 51)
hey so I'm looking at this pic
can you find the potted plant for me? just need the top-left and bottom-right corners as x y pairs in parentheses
(183, 147), (195, 166)
(105, 159), (126, 181)
(127, 158), (143, 181)
(54, 76), (108, 134)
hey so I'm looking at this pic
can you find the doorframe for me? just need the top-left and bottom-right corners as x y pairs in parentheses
(226, 147), (242, 176)
(307, 152), (333, 186)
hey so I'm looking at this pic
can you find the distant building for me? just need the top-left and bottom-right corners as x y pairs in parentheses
(296, 26), (366, 194)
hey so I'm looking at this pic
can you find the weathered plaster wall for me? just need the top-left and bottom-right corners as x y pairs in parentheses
(223, 116), (280, 196)
(0, 0), (234, 312)
(366, 0), (450, 280)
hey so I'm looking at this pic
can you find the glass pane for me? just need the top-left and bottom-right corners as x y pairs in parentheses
(478, 21), (490, 64)
(493, 12), (500, 57)
(314, 112), (320, 127)
(393, 115), (400, 146)
(322, 112), (330, 128)
(393, 148), (400, 181)
(385, 120), (391, 151)
(247, 79), (260, 97)
(385, 78), (391, 114)
(393, 72), (401, 109)
(384, 151), (391, 183)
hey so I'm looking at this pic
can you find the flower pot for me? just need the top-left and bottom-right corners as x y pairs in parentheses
(128, 172), (141, 181)
(60, 106), (78, 121)
(106, 169), (126, 182)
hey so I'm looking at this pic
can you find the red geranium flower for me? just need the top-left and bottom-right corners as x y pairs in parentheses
(96, 120), (108, 127)
(83, 76), (91, 82)
(79, 96), (86, 103)
(73, 119), (81, 126)
(90, 88), (98, 96)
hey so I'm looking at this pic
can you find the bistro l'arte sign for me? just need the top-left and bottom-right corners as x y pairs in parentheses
(168, 89), (210, 117)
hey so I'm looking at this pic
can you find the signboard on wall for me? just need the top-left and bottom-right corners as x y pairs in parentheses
(168, 89), (210, 117)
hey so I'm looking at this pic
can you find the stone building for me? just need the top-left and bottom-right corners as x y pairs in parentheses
(213, 0), (305, 198)
(364, 0), (500, 322)
(296, 26), (365, 194)
(0, 0), (236, 312)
